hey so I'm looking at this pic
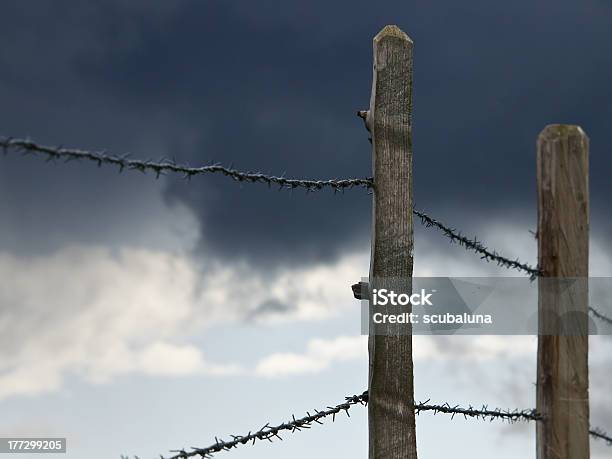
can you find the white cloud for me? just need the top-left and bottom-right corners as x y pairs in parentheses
(0, 244), (367, 398)
(0, 246), (239, 398)
(253, 334), (538, 378)
(255, 336), (367, 378)
(1, 215), (610, 400)
(260, 251), (369, 322)
(414, 335), (536, 362)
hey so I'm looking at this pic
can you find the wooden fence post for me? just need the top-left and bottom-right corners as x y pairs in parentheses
(367, 25), (418, 459)
(536, 125), (590, 459)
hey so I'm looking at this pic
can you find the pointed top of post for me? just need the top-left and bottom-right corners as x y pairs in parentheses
(374, 25), (412, 44)
(539, 124), (587, 142)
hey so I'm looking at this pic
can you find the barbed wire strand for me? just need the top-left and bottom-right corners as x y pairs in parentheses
(412, 208), (541, 278)
(589, 306), (612, 327)
(413, 213), (612, 324)
(161, 392), (368, 459)
(590, 427), (612, 445)
(414, 399), (540, 422)
(157, 392), (546, 459)
(0, 137), (373, 192)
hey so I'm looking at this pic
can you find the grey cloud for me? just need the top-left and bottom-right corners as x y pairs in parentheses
(246, 299), (294, 321)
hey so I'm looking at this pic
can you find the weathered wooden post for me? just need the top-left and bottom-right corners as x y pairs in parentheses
(366, 25), (418, 459)
(536, 125), (590, 459)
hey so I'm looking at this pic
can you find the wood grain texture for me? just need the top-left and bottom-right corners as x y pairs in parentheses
(536, 125), (589, 459)
(368, 25), (417, 459)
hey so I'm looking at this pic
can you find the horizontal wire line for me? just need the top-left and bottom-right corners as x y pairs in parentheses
(414, 399), (540, 422)
(413, 208), (541, 278)
(589, 305), (612, 327)
(412, 210), (612, 326)
(0, 137), (373, 192)
(158, 392), (543, 459)
(590, 427), (612, 445)
(162, 392), (368, 459)
(156, 389), (611, 459)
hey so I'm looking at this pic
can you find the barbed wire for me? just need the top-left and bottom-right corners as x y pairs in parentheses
(155, 391), (546, 459)
(589, 306), (612, 327)
(0, 137), (373, 192)
(413, 399), (540, 422)
(412, 208), (541, 278)
(161, 392), (368, 459)
(590, 427), (612, 445)
(412, 214), (612, 333)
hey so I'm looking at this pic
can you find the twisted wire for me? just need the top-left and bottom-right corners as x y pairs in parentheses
(590, 427), (612, 445)
(162, 392), (368, 459)
(414, 399), (540, 422)
(589, 306), (612, 327)
(413, 208), (541, 278)
(159, 392), (545, 459)
(0, 137), (373, 192)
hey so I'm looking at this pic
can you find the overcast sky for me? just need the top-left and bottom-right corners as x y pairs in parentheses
(1, 1), (611, 458)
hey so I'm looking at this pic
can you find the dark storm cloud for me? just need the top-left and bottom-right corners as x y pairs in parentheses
(1, 1), (611, 264)
(0, 2), (197, 254)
